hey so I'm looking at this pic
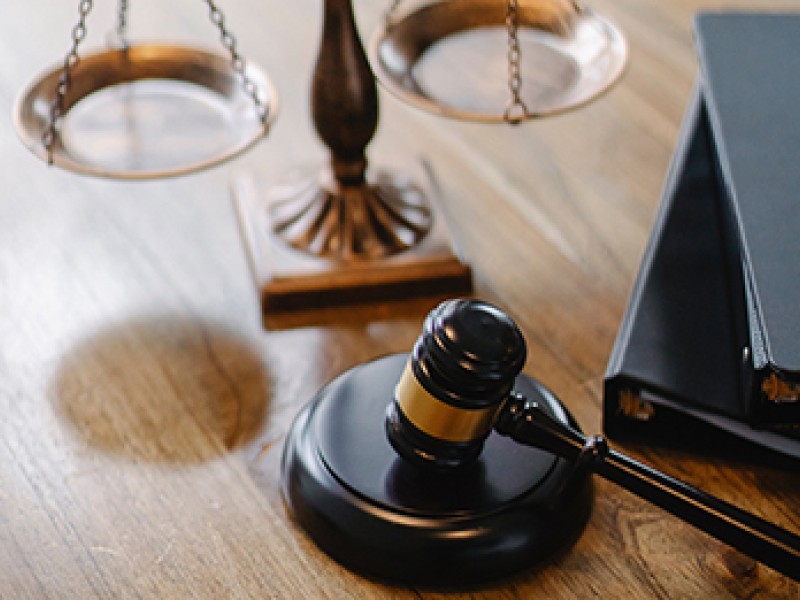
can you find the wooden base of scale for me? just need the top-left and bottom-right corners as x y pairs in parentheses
(233, 161), (471, 328)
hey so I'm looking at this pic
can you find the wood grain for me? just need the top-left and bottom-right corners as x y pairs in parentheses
(1, 0), (799, 598)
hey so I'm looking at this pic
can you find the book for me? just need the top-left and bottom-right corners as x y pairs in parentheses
(603, 12), (800, 458)
(696, 12), (800, 426)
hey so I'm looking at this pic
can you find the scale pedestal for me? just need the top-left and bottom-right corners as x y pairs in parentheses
(233, 161), (471, 323)
(233, 0), (471, 323)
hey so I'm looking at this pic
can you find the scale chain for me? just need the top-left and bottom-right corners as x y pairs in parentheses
(43, 0), (93, 165)
(387, 0), (530, 123)
(116, 0), (130, 49)
(504, 0), (530, 124)
(203, 0), (269, 125)
(43, 0), (268, 164)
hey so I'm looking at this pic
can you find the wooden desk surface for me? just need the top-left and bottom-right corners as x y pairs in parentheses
(2, 1), (799, 597)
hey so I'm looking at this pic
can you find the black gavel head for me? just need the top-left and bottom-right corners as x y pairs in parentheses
(386, 299), (527, 470)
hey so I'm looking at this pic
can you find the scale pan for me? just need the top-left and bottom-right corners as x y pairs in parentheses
(370, 0), (627, 123)
(14, 44), (278, 179)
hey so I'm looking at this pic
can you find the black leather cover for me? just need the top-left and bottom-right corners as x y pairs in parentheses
(603, 12), (800, 459)
(697, 12), (800, 425)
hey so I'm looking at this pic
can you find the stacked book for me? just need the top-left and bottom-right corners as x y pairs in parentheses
(604, 12), (800, 459)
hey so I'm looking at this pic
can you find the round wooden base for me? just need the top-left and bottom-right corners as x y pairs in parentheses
(281, 354), (593, 587)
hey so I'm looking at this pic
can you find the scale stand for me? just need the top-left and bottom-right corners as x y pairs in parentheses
(233, 0), (472, 324)
(17, 1), (625, 324)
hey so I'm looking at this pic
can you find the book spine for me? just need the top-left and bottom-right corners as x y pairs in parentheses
(603, 86), (704, 438)
(700, 84), (754, 422)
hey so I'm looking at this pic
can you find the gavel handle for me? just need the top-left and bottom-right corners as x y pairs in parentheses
(494, 393), (800, 582)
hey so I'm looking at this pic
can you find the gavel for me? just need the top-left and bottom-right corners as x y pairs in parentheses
(282, 299), (800, 586)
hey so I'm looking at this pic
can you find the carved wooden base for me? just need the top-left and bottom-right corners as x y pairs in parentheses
(232, 160), (471, 326)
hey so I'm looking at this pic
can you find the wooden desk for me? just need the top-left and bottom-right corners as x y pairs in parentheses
(1, 1), (798, 597)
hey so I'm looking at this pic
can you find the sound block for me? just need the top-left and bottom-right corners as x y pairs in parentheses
(281, 354), (593, 587)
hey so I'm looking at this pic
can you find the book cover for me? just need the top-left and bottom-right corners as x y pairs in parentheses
(603, 85), (800, 459)
(696, 12), (800, 425)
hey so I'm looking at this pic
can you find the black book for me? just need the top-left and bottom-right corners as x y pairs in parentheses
(603, 12), (800, 458)
(697, 12), (800, 426)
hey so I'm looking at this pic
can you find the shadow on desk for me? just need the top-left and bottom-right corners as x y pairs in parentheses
(50, 315), (271, 464)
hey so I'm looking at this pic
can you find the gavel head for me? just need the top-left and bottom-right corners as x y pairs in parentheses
(386, 299), (527, 470)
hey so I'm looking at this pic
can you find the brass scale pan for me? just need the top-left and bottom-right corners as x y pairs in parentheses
(370, 0), (627, 123)
(14, 1), (624, 179)
(14, 43), (278, 180)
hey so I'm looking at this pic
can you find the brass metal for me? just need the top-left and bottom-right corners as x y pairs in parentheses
(232, 160), (472, 325)
(371, 0), (627, 123)
(232, 0), (471, 322)
(504, 0), (531, 123)
(762, 373), (800, 404)
(268, 164), (433, 260)
(14, 44), (278, 179)
(617, 388), (655, 421)
(288, 0), (432, 263)
(395, 361), (498, 443)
